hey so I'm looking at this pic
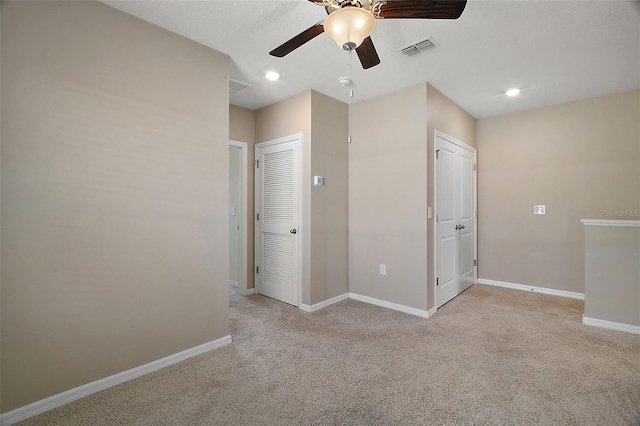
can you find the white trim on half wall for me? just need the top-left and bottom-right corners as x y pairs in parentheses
(299, 293), (349, 313)
(582, 317), (640, 335)
(478, 278), (584, 300)
(349, 293), (431, 318)
(298, 293), (435, 318)
(0, 336), (232, 426)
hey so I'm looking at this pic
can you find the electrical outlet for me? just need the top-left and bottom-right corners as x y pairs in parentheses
(380, 264), (386, 276)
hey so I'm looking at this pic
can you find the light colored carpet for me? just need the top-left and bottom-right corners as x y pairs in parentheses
(19, 285), (640, 425)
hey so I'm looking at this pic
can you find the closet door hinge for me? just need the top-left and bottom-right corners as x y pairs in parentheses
(256, 266), (259, 274)
(255, 159), (259, 168)
(436, 149), (440, 160)
(436, 277), (439, 286)
(474, 259), (477, 267)
(256, 213), (259, 221)
(473, 164), (477, 171)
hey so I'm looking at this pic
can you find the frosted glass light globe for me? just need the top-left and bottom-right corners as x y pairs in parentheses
(324, 7), (376, 50)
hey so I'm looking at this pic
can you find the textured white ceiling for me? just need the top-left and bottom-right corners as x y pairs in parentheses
(102, 0), (640, 119)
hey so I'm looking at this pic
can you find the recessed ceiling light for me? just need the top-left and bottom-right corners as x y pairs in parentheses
(266, 71), (280, 81)
(506, 88), (521, 97)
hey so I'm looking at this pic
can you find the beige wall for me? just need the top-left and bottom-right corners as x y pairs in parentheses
(0, 0), (3, 408)
(254, 90), (348, 305)
(310, 91), (349, 304)
(426, 84), (477, 309)
(1, 1), (230, 413)
(349, 84), (429, 310)
(229, 105), (255, 290)
(477, 90), (640, 293)
(427, 84), (477, 149)
(230, 105), (255, 144)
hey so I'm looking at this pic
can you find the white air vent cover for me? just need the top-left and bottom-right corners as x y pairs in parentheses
(399, 36), (439, 57)
(229, 79), (251, 95)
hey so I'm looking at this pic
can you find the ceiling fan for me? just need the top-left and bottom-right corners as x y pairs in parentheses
(269, 0), (467, 69)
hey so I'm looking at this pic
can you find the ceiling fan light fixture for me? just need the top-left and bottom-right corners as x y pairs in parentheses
(506, 88), (521, 97)
(324, 7), (376, 50)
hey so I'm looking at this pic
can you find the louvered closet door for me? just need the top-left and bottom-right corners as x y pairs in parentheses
(255, 139), (299, 306)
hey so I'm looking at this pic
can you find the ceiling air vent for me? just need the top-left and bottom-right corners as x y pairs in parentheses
(399, 36), (439, 57)
(229, 79), (251, 95)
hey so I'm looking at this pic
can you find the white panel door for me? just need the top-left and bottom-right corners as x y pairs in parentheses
(255, 139), (300, 306)
(436, 133), (476, 308)
(436, 142), (457, 300)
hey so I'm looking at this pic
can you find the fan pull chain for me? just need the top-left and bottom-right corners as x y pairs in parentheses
(348, 48), (353, 144)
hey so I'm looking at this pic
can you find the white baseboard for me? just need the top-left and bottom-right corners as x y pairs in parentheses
(348, 293), (430, 318)
(299, 293), (349, 313)
(477, 278), (584, 300)
(229, 280), (238, 288)
(427, 306), (437, 317)
(583, 316), (640, 335)
(298, 292), (433, 319)
(0, 335), (232, 426)
(241, 288), (255, 296)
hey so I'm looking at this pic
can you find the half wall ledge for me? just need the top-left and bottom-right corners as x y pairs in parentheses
(581, 219), (640, 335)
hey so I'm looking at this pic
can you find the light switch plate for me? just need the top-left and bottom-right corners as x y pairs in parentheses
(534, 205), (546, 215)
(428, 207), (433, 219)
(313, 176), (324, 186)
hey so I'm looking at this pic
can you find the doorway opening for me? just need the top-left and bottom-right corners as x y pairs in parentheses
(229, 140), (248, 297)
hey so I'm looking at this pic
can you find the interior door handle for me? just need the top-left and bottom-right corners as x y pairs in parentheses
(290, 229), (297, 234)
(455, 224), (466, 230)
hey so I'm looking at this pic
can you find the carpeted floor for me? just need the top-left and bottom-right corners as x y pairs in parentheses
(19, 284), (640, 425)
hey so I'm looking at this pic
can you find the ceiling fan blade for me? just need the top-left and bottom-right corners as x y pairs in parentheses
(373, 0), (467, 19)
(269, 22), (325, 57)
(356, 37), (381, 69)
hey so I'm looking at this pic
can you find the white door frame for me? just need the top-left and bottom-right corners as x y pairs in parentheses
(433, 130), (478, 311)
(229, 140), (249, 296)
(254, 134), (303, 307)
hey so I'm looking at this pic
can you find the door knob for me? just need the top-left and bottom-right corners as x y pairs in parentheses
(459, 225), (465, 230)
(290, 229), (297, 234)
(455, 224), (466, 230)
